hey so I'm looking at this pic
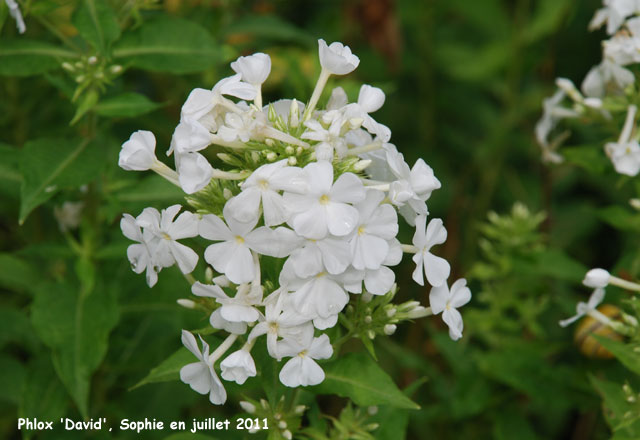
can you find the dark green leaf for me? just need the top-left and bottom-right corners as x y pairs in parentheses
(0, 253), (39, 294)
(31, 281), (119, 417)
(223, 15), (314, 46)
(563, 145), (609, 174)
(95, 92), (162, 117)
(130, 347), (193, 390)
(594, 336), (640, 376)
(72, 0), (121, 53)
(19, 138), (104, 223)
(113, 17), (220, 73)
(19, 356), (68, 426)
(312, 353), (420, 409)
(598, 206), (640, 232)
(0, 354), (26, 405)
(0, 39), (76, 76)
(0, 143), (21, 197)
(591, 375), (640, 434)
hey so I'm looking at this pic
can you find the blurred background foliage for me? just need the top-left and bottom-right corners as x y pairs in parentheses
(0, 0), (634, 438)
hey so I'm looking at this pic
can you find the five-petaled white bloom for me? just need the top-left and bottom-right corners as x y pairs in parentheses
(318, 39), (360, 75)
(411, 215), (450, 287)
(231, 53), (272, 86)
(220, 349), (257, 385)
(429, 278), (472, 341)
(278, 333), (333, 387)
(180, 330), (226, 405)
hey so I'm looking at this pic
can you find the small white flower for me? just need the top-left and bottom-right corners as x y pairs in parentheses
(411, 215), (450, 287)
(589, 0), (637, 34)
(231, 53), (272, 86)
(120, 213), (159, 287)
(605, 105), (640, 176)
(357, 84), (385, 114)
(583, 268), (611, 288)
(284, 161), (365, 239)
(192, 281), (261, 324)
(212, 73), (257, 101)
(119, 130), (157, 171)
(136, 205), (200, 274)
(5, 0), (26, 34)
(582, 60), (635, 98)
(343, 239), (402, 295)
(220, 349), (257, 384)
(179, 330), (226, 405)
(54, 201), (84, 232)
(225, 160), (308, 226)
(284, 235), (351, 278)
(302, 118), (347, 160)
(559, 287), (606, 327)
(278, 333), (333, 387)
(318, 39), (360, 75)
(429, 278), (471, 341)
(169, 118), (212, 155)
(349, 190), (398, 270)
(175, 152), (213, 194)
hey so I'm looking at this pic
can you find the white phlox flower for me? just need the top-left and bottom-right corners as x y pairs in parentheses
(5, 0), (26, 34)
(283, 235), (351, 278)
(284, 161), (365, 239)
(220, 349), (257, 384)
(349, 189), (398, 270)
(318, 39), (360, 75)
(225, 160), (308, 226)
(278, 333), (333, 387)
(605, 104), (640, 176)
(180, 330), (226, 404)
(302, 117), (348, 161)
(343, 238), (402, 296)
(192, 281), (262, 325)
(231, 53), (271, 88)
(411, 215), (450, 287)
(120, 213), (159, 287)
(589, 0), (638, 34)
(175, 151), (214, 194)
(429, 278), (472, 341)
(135, 204), (200, 274)
(559, 287), (607, 327)
(119, 130), (158, 171)
(583, 268), (612, 288)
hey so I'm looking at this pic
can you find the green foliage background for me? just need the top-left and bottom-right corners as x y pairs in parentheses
(1, 0), (635, 439)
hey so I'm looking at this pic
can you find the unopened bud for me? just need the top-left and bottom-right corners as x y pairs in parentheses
(283, 430), (292, 440)
(386, 307), (396, 317)
(110, 65), (123, 74)
(251, 152), (260, 162)
(260, 399), (269, 409)
(367, 330), (376, 339)
(296, 147), (303, 155)
(205, 267), (214, 283)
(365, 423), (379, 431)
(74, 61), (84, 69)
(266, 152), (277, 161)
(88, 55), (98, 65)
(287, 157), (297, 166)
(354, 159), (371, 171)
(349, 117), (364, 129)
(285, 146), (294, 155)
(213, 275), (231, 287)
(630, 198), (640, 210)
(94, 71), (104, 79)
(62, 62), (75, 72)
(294, 405), (306, 415)
(75, 75), (85, 83)
(406, 306), (430, 319)
(223, 188), (233, 200)
(289, 99), (299, 128)
(623, 313), (639, 327)
(367, 406), (378, 415)
(364, 315), (372, 324)
(177, 299), (196, 309)
(265, 138), (275, 147)
(274, 412), (281, 420)
(239, 401), (256, 414)
(384, 324), (397, 335)
(278, 421), (287, 429)
(362, 292), (374, 303)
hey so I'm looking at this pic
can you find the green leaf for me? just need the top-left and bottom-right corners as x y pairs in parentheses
(113, 17), (220, 73)
(0, 143), (21, 197)
(30, 281), (119, 417)
(598, 206), (640, 232)
(527, 249), (587, 282)
(70, 89), (99, 125)
(72, 0), (121, 53)
(522, 0), (572, 44)
(19, 138), (104, 224)
(594, 336), (640, 376)
(0, 39), (76, 76)
(312, 353), (420, 410)
(130, 347), (193, 390)
(591, 375), (640, 434)
(95, 92), (162, 118)
(0, 252), (39, 294)
(0, 306), (37, 350)
(0, 354), (26, 405)
(19, 356), (68, 427)
(222, 15), (314, 46)
(562, 145), (609, 174)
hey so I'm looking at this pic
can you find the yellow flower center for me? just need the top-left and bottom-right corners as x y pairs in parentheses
(235, 235), (245, 244)
(357, 225), (366, 236)
(319, 194), (330, 205)
(258, 179), (269, 190)
(161, 232), (172, 240)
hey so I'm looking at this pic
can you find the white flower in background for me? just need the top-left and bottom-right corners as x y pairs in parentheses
(386, 150), (441, 224)
(411, 215), (450, 287)
(119, 130), (158, 171)
(278, 333), (333, 387)
(135, 205), (199, 274)
(231, 53), (272, 86)
(589, 0), (637, 34)
(583, 268), (611, 288)
(605, 105), (640, 176)
(429, 278), (471, 341)
(175, 152), (213, 194)
(302, 118), (347, 160)
(318, 39), (360, 75)
(582, 60), (635, 99)
(180, 330), (226, 405)
(120, 213), (159, 287)
(327, 86), (349, 110)
(225, 160), (308, 226)
(350, 190), (398, 270)
(220, 349), (257, 384)
(54, 201), (84, 232)
(5, 0), (25, 34)
(284, 161), (365, 239)
(559, 287), (606, 327)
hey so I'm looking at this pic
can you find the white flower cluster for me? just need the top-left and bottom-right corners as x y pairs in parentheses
(119, 39), (471, 405)
(536, 0), (640, 174)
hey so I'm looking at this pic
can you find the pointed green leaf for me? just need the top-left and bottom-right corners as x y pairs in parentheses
(594, 336), (640, 376)
(130, 347), (193, 390)
(113, 17), (220, 73)
(19, 138), (104, 223)
(312, 352), (420, 410)
(0, 39), (76, 76)
(30, 281), (119, 417)
(72, 0), (121, 53)
(95, 92), (162, 118)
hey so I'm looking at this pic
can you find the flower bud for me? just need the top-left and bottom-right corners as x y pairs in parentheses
(62, 62), (75, 72)
(384, 324), (397, 335)
(354, 159), (372, 171)
(110, 65), (123, 74)
(283, 430), (292, 440)
(223, 188), (233, 200)
(583, 268), (610, 288)
(213, 275), (231, 287)
(177, 299), (196, 309)
(285, 146), (295, 155)
(278, 421), (287, 429)
(289, 99), (300, 127)
(287, 157), (297, 166)
(240, 400), (256, 414)
(266, 152), (277, 161)
(265, 138), (275, 147)
(88, 55), (98, 65)
(362, 292), (374, 303)
(294, 405), (306, 415)
(205, 267), (214, 283)
(119, 130), (157, 171)
(231, 53), (271, 85)
(364, 315), (372, 324)
(367, 406), (378, 415)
